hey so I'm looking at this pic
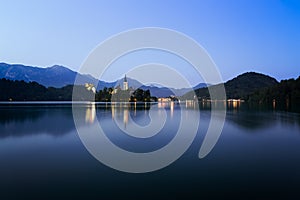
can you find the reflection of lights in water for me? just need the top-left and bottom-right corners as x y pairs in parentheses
(185, 100), (194, 109)
(232, 101), (237, 108)
(227, 99), (240, 109)
(170, 101), (174, 118)
(286, 98), (289, 110)
(123, 108), (128, 128)
(134, 102), (136, 116)
(158, 102), (163, 108)
(200, 100), (210, 109)
(158, 102), (169, 108)
(111, 104), (115, 119)
(273, 99), (276, 109)
(85, 103), (96, 124)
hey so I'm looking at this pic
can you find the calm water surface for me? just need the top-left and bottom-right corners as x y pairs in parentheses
(0, 103), (300, 199)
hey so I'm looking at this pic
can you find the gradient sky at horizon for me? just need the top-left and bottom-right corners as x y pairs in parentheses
(0, 0), (299, 86)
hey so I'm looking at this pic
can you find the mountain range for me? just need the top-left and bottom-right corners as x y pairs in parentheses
(1, 62), (299, 112)
(0, 62), (207, 97)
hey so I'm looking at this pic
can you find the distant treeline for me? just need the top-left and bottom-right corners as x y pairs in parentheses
(181, 73), (300, 112)
(248, 76), (300, 111)
(0, 78), (153, 102)
(0, 78), (93, 101)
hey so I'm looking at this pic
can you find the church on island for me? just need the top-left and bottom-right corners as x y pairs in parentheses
(112, 75), (134, 95)
(89, 74), (152, 102)
(111, 75), (136, 102)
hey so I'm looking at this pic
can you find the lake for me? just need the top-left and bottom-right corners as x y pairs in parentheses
(0, 102), (300, 199)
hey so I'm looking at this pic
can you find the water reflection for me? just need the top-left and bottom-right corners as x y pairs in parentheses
(123, 108), (128, 128)
(85, 103), (96, 124)
(185, 100), (197, 109)
(181, 101), (300, 131)
(227, 100), (240, 109)
(170, 101), (174, 118)
(111, 103), (115, 119)
(1, 103), (300, 199)
(226, 110), (300, 131)
(1, 103), (299, 140)
(0, 107), (77, 138)
(107, 103), (154, 129)
(273, 99), (276, 109)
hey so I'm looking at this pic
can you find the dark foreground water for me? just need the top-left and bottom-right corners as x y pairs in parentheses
(0, 102), (300, 199)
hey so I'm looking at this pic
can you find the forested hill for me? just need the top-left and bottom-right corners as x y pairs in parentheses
(0, 78), (152, 102)
(225, 72), (278, 99)
(0, 78), (94, 101)
(248, 76), (300, 108)
(182, 72), (278, 100)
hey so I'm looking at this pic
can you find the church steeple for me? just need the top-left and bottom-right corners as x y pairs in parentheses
(123, 74), (128, 90)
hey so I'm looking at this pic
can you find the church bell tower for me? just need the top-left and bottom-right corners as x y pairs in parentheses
(123, 75), (128, 90)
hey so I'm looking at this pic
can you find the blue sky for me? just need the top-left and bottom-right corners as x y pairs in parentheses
(0, 0), (299, 86)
